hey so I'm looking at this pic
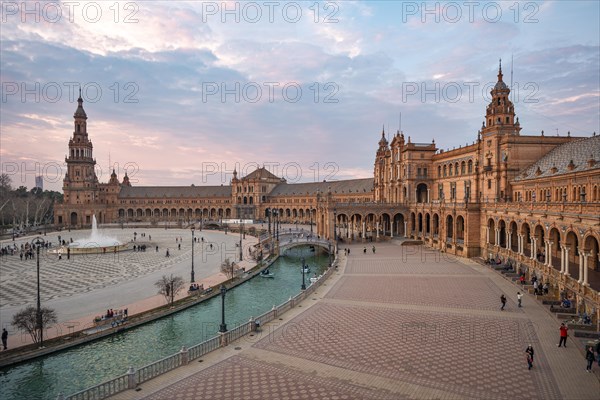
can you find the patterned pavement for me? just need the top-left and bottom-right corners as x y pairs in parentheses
(111, 240), (600, 400)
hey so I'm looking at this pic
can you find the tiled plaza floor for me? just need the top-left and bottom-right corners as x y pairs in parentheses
(111, 241), (600, 400)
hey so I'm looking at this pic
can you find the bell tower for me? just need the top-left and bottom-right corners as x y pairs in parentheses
(481, 59), (521, 136)
(63, 90), (99, 205)
(374, 127), (390, 202)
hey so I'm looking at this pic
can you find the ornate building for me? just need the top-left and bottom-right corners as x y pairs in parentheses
(54, 65), (600, 312)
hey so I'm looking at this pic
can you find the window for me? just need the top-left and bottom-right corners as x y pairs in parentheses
(488, 179), (492, 189)
(449, 164), (453, 176)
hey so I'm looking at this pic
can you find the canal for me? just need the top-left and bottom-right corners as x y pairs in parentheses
(0, 246), (329, 400)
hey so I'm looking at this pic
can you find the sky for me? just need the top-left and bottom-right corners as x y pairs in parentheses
(1, 0), (599, 192)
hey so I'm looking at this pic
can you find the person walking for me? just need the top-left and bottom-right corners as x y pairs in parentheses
(585, 346), (595, 372)
(517, 292), (523, 307)
(558, 323), (568, 347)
(500, 294), (507, 311)
(2, 328), (8, 350)
(596, 340), (600, 367)
(525, 345), (534, 370)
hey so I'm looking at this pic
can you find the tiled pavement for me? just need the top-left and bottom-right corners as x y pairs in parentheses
(112, 241), (600, 400)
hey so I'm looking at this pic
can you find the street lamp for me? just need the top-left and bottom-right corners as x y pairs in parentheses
(191, 226), (195, 283)
(268, 208), (271, 236)
(310, 208), (313, 234)
(32, 236), (45, 348)
(301, 257), (306, 290)
(333, 208), (337, 242)
(219, 285), (227, 333)
(239, 208), (243, 262)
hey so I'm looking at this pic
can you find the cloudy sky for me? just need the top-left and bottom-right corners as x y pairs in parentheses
(1, 1), (598, 191)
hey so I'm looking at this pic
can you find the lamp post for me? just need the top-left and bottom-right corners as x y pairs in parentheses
(32, 237), (45, 348)
(301, 257), (306, 290)
(239, 208), (243, 262)
(191, 226), (195, 283)
(333, 208), (337, 242)
(310, 208), (313, 234)
(268, 208), (271, 236)
(219, 285), (227, 332)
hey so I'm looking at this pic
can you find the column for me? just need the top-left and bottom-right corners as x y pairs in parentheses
(390, 221), (393, 238)
(506, 232), (511, 250)
(362, 222), (366, 239)
(583, 251), (590, 286)
(494, 229), (499, 246)
(376, 221), (380, 239)
(485, 227), (490, 244)
(546, 241), (553, 266)
(563, 245), (570, 276)
(404, 221), (408, 238)
(427, 189), (430, 203)
(517, 234), (522, 254)
(530, 237), (536, 260)
(560, 245), (565, 273)
(577, 250), (584, 283)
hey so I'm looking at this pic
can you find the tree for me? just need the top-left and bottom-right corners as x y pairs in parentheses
(220, 258), (237, 279)
(155, 274), (185, 306)
(11, 306), (57, 344)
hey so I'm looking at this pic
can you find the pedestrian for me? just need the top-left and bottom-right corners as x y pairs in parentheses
(558, 323), (568, 347)
(525, 345), (534, 370)
(372, 246), (376, 253)
(597, 340), (600, 367)
(585, 346), (595, 372)
(517, 292), (523, 307)
(363, 247), (366, 254)
(1, 328), (7, 350)
(500, 294), (507, 311)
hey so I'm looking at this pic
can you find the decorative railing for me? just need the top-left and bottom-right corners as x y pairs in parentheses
(61, 258), (338, 400)
(64, 374), (129, 400)
(136, 352), (183, 384)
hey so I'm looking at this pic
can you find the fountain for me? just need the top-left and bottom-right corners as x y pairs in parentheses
(51, 215), (128, 254)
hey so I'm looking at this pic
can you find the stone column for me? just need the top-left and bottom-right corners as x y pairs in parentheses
(404, 221), (408, 238)
(531, 237), (536, 260)
(546, 241), (553, 267)
(583, 251), (590, 286)
(427, 189), (430, 203)
(495, 229), (500, 246)
(390, 221), (393, 238)
(560, 245), (565, 273)
(376, 221), (380, 239)
(506, 232), (511, 250)
(485, 227), (490, 244)
(517, 234), (522, 254)
(563, 245), (570, 276)
(362, 221), (366, 239)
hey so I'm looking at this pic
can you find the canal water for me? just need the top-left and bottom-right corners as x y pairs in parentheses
(0, 246), (329, 400)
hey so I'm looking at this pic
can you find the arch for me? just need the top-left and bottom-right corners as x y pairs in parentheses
(127, 209), (134, 218)
(460, 161), (466, 175)
(381, 213), (391, 236)
(584, 234), (600, 273)
(509, 221), (518, 252)
(533, 224), (545, 259)
(70, 212), (78, 226)
(417, 212), (423, 234)
(498, 219), (506, 248)
(521, 223), (531, 257)
(467, 159), (473, 174)
(446, 215), (454, 241)
(565, 231), (580, 279)
(487, 218), (496, 245)
(416, 183), (428, 203)
(456, 215), (465, 242)
(243, 196), (248, 204)
(432, 213), (439, 237)
(425, 213), (431, 235)
(548, 227), (561, 269)
(226, 208), (232, 218)
(393, 213), (405, 237)
(118, 209), (125, 218)
(154, 208), (161, 218)
(249, 196), (254, 205)
(145, 208), (152, 218)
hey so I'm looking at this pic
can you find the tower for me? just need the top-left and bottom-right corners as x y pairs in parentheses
(63, 90), (99, 206)
(482, 59), (521, 136)
(374, 127), (390, 202)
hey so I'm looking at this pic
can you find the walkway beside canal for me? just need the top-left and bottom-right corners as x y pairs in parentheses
(111, 241), (600, 400)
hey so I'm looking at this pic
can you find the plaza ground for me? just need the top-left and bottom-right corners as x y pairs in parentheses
(110, 241), (600, 400)
(0, 226), (258, 349)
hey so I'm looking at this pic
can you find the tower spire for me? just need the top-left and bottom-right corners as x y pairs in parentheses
(497, 58), (503, 82)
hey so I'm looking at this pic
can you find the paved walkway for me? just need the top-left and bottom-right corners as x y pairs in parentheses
(0, 227), (257, 349)
(109, 241), (600, 400)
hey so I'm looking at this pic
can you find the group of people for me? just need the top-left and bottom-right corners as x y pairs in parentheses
(188, 283), (203, 292)
(362, 246), (376, 254)
(523, 325), (600, 373)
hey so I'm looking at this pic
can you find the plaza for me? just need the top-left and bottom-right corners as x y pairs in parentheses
(109, 241), (600, 400)
(0, 226), (257, 348)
